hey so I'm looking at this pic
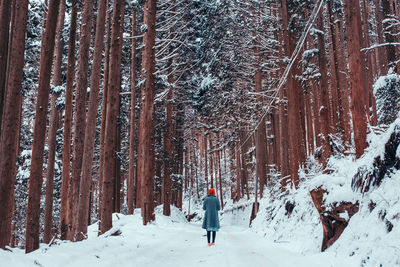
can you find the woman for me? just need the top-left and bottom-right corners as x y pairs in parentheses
(202, 188), (220, 246)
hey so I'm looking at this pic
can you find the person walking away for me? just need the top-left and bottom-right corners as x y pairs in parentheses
(202, 188), (220, 246)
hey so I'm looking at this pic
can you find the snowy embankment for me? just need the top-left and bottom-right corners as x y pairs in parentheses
(249, 118), (400, 267)
(1, 205), (358, 267)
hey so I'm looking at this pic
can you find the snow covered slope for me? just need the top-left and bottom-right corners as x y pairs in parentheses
(249, 119), (400, 266)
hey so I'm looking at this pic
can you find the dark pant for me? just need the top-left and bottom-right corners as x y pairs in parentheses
(207, 231), (216, 243)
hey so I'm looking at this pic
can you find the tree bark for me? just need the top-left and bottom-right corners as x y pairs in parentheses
(60, 0), (78, 241)
(217, 150), (224, 210)
(175, 103), (184, 209)
(278, 0), (291, 190)
(203, 133), (209, 191)
(316, 12), (331, 164)
(285, 11), (302, 188)
(137, 0), (157, 224)
(43, 0), (66, 244)
(235, 144), (241, 201)
(113, 124), (122, 213)
(0, 0), (29, 250)
(344, 0), (368, 158)
(75, 0), (108, 241)
(209, 137), (214, 188)
(98, 0), (112, 225)
(26, 0), (61, 253)
(127, 8), (137, 215)
(69, 0), (95, 240)
(162, 64), (173, 216)
(255, 82), (267, 198)
(0, 0), (12, 138)
(100, 0), (125, 234)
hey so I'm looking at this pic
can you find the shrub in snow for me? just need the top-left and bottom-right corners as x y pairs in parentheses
(373, 73), (400, 125)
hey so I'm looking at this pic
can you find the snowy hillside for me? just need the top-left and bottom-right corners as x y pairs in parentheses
(249, 119), (400, 266)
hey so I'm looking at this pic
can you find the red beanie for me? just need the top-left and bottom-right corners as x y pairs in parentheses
(208, 188), (215, 195)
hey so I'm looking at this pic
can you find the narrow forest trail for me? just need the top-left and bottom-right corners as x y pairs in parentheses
(1, 209), (359, 267)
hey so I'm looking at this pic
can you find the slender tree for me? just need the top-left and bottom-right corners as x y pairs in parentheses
(60, 0), (78, 241)
(203, 133), (209, 191)
(26, 0), (61, 253)
(253, 6), (267, 198)
(0, 0), (12, 137)
(127, 7), (137, 215)
(137, 0), (157, 224)
(344, 0), (368, 158)
(100, 0), (125, 234)
(0, 0), (29, 250)
(75, 0), (108, 241)
(43, 0), (66, 244)
(162, 64), (174, 216)
(98, 0), (113, 224)
(316, 11), (331, 163)
(69, 0), (95, 240)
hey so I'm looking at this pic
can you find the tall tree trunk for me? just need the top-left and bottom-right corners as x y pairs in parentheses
(195, 141), (200, 199)
(69, 0), (95, 240)
(316, 12), (331, 164)
(113, 124), (122, 213)
(100, 0), (125, 234)
(254, 83), (266, 198)
(217, 150), (224, 210)
(26, 0), (61, 253)
(0, 0), (12, 138)
(344, 0), (368, 158)
(75, 0), (108, 241)
(175, 102), (184, 209)
(266, 113), (275, 185)
(334, 12), (351, 147)
(327, 3), (346, 142)
(278, 0), (290, 190)
(239, 129), (250, 200)
(137, 0), (157, 225)
(253, 6), (267, 198)
(304, 82), (314, 156)
(286, 17), (302, 187)
(162, 65), (173, 216)
(127, 8), (137, 215)
(43, 0), (66, 244)
(138, 0), (157, 225)
(209, 137), (214, 188)
(0, 0), (29, 250)
(235, 144), (241, 201)
(60, 0), (78, 241)
(98, 0), (112, 225)
(229, 147), (235, 200)
(360, 0), (374, 122)
(325, 5), (339, 128)
(203, 133), (209, 191)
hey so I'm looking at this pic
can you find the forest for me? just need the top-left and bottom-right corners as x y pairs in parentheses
(0, 0), (400, 266)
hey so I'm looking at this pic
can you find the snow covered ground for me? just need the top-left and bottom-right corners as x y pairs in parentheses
(0, 205), (359, 267)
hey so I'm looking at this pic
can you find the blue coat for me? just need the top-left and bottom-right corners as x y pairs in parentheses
(202, 195), (221, 231)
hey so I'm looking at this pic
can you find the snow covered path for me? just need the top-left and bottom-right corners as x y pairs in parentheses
(131, 223), (356, 267)
(0, 208), (359, 267)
